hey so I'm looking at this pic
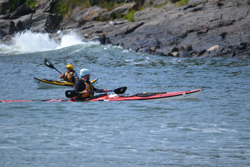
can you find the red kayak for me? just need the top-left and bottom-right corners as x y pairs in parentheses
(87, 89), (202, 101)
(0, 89), (202, 102)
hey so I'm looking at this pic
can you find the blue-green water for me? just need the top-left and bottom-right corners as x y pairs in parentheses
(0, 32), (250, 166)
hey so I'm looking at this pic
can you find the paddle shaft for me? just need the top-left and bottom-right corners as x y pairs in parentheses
(65, 86), (127, 98)
(54, 68), (62, 74)
(44, 58), (62, 74)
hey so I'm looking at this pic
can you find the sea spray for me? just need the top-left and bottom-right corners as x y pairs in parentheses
(59, 31), (85, 48)
(13, 31), (59, 53)
(0, 31), (99, 55)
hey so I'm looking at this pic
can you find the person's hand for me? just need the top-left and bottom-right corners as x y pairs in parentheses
(59, 73), (64, 79)
(103, 89), (108, 93)
(83, 90), (88, 94)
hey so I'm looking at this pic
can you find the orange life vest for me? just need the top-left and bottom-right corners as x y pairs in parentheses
(80, 82), (94, 98)
(63, 71), (74, 82)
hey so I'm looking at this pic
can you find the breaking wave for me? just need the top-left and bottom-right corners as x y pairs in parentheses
(0, 30), (99, 55)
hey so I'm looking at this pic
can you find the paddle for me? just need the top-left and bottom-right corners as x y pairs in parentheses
(44, 58), (75, 84)
(44, 58), (62, 74)
(65, 86), (127, 98)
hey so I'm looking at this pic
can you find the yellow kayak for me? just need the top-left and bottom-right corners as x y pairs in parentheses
(34, 77), (98, 88)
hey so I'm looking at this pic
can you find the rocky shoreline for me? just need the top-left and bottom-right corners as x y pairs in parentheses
(0, 0), (250, 59)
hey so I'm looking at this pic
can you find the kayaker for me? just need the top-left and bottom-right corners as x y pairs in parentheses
(59, 64), (79, 84)
(74, 68), (108, 100)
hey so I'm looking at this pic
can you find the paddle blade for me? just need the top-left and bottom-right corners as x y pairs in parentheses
(44, 58), (55, 69)
(113, 87), (127, 94)
(65, 90), (77, 98)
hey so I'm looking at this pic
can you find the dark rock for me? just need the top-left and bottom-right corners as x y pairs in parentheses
(231, 51), (236, 57)
(0, 0), (10, 15)
(217, 2), (224, 8)
(186, 45), (193, 52)
(167, 53), (174, 57)
(0, 29), (6, 39)
(16, 20), (25, 30)
(13, 13), (33, 30)
(0, 20), (19, 34)
(111, 2), (138, 16)
(198, 49), (206, 56)
(0, 14), (9, 19)
(1, 35), (12, 45)
(172, 47), (179, 52)
(44, 14), (60, 33)
(238, 43), (247, 50)
(183, 5), (196, 10)
(9, 4), (32, 19)
(123, 22), (144, 35)
(36, 0), (59, 13)
(220, 32), (227, 39)
(9, 21), (19, 34)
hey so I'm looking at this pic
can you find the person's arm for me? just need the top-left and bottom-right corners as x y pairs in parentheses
(59, 73), (64, 79)
(93, 86), (108, 93)
(73, 71), (79, 79)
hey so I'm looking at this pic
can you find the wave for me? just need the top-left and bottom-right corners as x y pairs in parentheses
(0, 30), (99, 55)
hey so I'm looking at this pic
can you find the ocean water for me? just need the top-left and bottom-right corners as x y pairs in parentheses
(0, 31), (250, 166)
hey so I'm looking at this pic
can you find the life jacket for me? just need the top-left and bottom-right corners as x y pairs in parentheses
(64, 71), (74, 82)
(80, 81), (94, 98)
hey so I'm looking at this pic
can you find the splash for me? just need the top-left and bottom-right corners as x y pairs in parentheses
(59, 31), (84, 48)
(0, 31), (99, 55)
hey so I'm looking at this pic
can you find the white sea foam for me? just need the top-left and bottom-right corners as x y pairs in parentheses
(0, 30), (99, 55)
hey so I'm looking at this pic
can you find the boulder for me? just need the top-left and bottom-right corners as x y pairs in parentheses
(0, 29), (6, 39)
(35, 0), (59, 13)
(9, 4), (32, 19)
(71, 5), (105, 23)
(31, 13), (60, 33)
(0, 20), (16, 34)
(207, 45), (219, 52)
(0, 13), (9, 19)
(101, 2), (138, 20)
(111, 2), (138, 16)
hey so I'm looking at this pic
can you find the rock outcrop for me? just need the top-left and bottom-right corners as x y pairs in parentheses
(0, 0), (249, 59)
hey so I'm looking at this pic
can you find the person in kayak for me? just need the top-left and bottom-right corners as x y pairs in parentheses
(59, 64), (79, 84)
(74, 68), (108, 100)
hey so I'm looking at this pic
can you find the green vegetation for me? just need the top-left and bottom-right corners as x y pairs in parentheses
(54, 0), (92, 16)
(156, 2), (168, 8)
(11, 0), (22, 12)
(176, 0), (189, 7)
(25, 0), (37, 9)
(123, 9), (136, 22)
(54, 0), (126, 17)
(10, 0), (36, 12)
(169, 0), (190, 7)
